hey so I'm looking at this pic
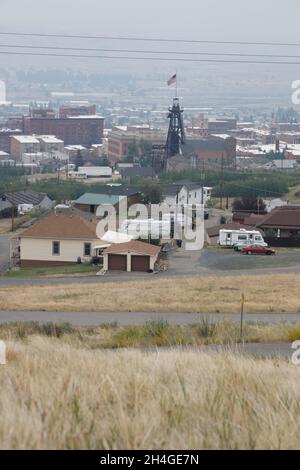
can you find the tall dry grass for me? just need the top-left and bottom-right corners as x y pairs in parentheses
(1, 273), (300, 312)
(0, 336), (300, 449)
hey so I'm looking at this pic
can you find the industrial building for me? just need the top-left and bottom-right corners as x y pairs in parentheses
(23, 114), (104, 146)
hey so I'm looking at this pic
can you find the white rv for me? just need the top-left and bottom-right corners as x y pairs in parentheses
(120, 219), (171, 239)
(219, 229), (266, 248)
(18, 204), (34, 216)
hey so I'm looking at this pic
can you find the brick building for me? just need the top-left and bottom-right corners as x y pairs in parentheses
(59, 105), (96, 118)
(186, 135), (236, 165)
(23, 115), (104, 146)
(0, 129), (23, 153)
(107, 126), (166, 165)
(167, 135), (236, 171)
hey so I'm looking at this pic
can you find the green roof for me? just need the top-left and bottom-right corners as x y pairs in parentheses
(75, 193), (125, 206)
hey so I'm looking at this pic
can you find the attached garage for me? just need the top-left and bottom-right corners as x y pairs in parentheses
(131, 255), (150, 272)
(108, 254), (127, 271)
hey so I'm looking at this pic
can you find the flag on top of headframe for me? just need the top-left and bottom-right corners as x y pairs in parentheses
(167, 74), (177, 86)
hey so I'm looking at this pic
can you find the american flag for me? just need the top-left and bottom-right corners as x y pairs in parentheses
(167, 73), (177, 86)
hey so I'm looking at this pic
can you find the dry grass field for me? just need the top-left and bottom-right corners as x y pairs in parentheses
(1, 273), (300, 313)
(1, 335), (300, 449)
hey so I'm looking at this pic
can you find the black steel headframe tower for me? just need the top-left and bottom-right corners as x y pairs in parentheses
(164, 97), (185, 169)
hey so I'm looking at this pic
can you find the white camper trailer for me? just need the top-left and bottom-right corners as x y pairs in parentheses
(218, 229), (266, 248)
(120, 219), (171, 240)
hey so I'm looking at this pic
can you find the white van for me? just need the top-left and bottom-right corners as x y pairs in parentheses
(219, 229), (267, 248)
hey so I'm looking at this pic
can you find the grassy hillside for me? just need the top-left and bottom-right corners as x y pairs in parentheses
(0, 336), (299, 449)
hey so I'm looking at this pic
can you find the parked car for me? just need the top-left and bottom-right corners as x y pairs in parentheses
(234, 241), (268, 251)
(241, 245), (275, 255)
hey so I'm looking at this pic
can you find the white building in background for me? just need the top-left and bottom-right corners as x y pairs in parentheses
(10, 135), (40, 161)
(37, 135), (65, 154)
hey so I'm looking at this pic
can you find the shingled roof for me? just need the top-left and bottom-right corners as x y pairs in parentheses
(104, 240), (160, 257)
(21, 212), (99, 240)
(0, 190), (51, 206)
(257, 206), (300, 230)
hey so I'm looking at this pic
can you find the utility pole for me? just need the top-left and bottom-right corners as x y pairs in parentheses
(219, 153), (224, 210)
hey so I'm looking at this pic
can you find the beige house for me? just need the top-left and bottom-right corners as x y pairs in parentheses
(103, 240), (161, 272)
(20, 212), (109, 267)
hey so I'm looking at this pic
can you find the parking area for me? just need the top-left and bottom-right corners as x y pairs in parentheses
(164, 245), (300, 276)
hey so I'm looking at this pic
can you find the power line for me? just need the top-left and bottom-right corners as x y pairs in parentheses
(2, 43), (300, 59)
(0, 50), (300, 65)
(0, 31), (299, 47)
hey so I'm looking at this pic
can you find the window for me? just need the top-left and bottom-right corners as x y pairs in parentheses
(84, 243), (92, 257)
(238, 235), (247, 241)
(52, 241), (60, 256)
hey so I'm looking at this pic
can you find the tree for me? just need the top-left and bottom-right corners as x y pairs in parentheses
(141, 181), (162, 204)
(75, 150), (84, 171)
(125, 142), (139, 163)
(139, 139), (153, 167)
(232, 196), (266, 213)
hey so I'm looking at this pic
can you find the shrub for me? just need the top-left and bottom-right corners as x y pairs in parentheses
(144, 320), (169, 338)
(196, 317), (218, 338)
(288, 326), (300, 342)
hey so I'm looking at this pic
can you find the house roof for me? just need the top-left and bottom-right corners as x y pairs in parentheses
(91, 184), (141, 197)
(74, 193), (125, 206)
(21, 212), (99, 240)
(1, 190), (51, 206)
(257, 206), (300, 230)
(104, 240), (161, 257)
(243, 214), (266, 226)
(162, 184), (184, 196)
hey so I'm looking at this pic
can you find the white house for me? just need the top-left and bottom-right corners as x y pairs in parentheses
(20, 211), (109, 267)
(162, 184), (212, 207)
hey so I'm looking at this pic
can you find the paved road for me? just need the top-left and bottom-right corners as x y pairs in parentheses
(0, 310), (300, 325)
(0, 235), (10, 273)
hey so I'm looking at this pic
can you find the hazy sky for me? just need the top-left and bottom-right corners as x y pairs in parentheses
(0, 0), (299, 41)
(1, 0), (300, 99)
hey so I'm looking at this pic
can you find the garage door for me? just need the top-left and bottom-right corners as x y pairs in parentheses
(131, 255), (150, 272)
(108, 254), (127, 271)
